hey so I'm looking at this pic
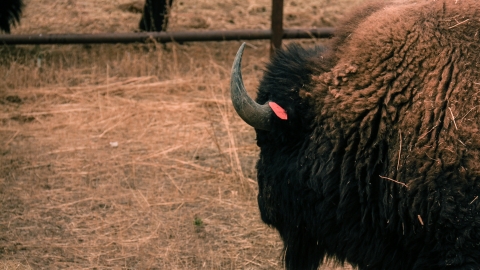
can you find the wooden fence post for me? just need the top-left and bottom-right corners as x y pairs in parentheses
(270, 0), (284, 56)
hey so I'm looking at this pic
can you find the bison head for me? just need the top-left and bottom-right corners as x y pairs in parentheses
(231, 43), (327, 144)
(230, 43), (332, 269)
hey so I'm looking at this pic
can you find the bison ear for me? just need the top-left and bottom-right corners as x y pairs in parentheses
(268, 102), (288, 120)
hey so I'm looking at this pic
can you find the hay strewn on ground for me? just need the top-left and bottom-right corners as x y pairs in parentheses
(1, 0), (364, 268)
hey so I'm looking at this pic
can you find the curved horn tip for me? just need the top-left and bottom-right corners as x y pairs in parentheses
(230, 43), (273, 131)
(232, 43), (246, 73)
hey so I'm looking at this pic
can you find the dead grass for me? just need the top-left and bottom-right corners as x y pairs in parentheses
(1, 0), (365, 268)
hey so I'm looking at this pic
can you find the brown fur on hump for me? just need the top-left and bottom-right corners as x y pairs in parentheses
(311, 1), (390, 74)
(329, 1), (390, 51)
(312, 0), (480, 225)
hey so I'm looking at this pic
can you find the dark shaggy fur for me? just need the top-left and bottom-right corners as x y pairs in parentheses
(0, 0), (23, 33)
(252, 0), (480, 269)
(139, 0), (173, 31)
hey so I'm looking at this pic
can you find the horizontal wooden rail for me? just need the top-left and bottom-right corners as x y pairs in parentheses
(0, 28), (334, 45)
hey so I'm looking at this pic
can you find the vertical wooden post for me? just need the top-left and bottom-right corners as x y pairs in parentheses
(270, 0), (284, 56)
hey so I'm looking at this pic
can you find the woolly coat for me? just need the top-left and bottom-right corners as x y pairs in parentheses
(253, 1), (480, 269)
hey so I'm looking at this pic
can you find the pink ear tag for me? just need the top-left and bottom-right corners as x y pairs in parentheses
(268, 102), (288, 120)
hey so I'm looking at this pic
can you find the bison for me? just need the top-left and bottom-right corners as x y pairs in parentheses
(231, 1), (480, 269)
(0, 0), (23, 33)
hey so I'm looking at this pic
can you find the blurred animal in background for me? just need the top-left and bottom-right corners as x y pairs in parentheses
(0, 0), (24, 33)
(1, 0), (174, 34)
(139, 0), (174, 32)
(231, 0), (480, 269)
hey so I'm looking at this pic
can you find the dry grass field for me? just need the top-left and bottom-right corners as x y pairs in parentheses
(1, 0), (366, 269)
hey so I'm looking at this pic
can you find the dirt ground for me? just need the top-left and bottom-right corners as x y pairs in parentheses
(0, 0), (366, 269)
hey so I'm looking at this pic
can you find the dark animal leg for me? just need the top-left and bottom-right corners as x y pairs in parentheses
(0, 0), (24, 33)
(139, 0), (174, 32)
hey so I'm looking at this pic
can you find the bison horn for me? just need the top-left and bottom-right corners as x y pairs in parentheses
(230, 43), (272, 131)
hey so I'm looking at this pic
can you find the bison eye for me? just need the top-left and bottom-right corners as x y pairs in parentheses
(268, 102), (288, 120)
